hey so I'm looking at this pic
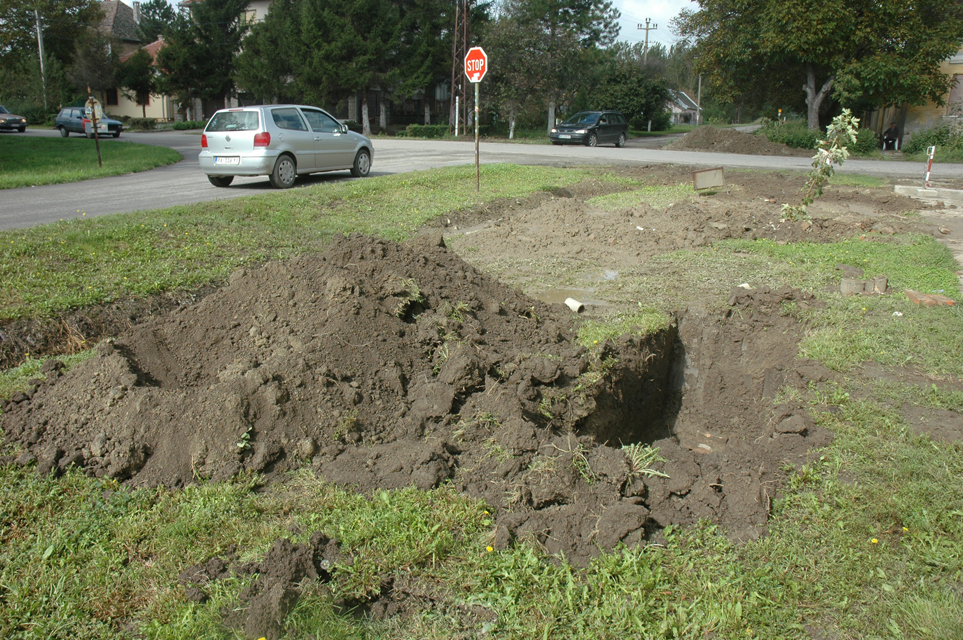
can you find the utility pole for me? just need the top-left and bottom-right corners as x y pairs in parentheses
(449, 0), (472, 135)
(696, 73), (702, 125)
(35, 9), (47, 111)
(637, 18), (658, 66)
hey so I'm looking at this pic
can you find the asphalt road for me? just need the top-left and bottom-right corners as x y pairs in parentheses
(2, 127), (961, 231)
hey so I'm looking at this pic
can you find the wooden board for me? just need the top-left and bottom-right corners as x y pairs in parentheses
(692, 167), (725, 191)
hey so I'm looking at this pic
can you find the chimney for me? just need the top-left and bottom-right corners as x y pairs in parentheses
(133, 1), (141, 23)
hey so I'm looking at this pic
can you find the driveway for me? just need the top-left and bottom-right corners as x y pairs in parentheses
(2, 128), (961, 231)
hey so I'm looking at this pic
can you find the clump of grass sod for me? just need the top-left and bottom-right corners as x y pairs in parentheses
(0, 136), (183, 189)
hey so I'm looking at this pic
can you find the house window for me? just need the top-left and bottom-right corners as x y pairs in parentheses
(243, 9), (256, 23)
(105, 89), (119, 106)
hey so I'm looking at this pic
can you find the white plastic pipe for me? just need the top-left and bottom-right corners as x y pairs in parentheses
(565, 298), (585, 313)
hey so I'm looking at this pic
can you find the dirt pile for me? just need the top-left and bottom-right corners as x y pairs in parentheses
(668, 126), (813, 157)
(2, 231), (833, 570)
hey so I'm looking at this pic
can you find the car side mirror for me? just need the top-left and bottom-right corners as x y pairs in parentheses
(341, 123), (348, 134)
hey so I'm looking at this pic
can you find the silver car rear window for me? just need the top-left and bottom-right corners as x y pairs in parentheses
(271, 108), (308, 131)
(207, 110), (260, 132)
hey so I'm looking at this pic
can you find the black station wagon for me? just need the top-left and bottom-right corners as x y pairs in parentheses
(550, 110), (628, 147)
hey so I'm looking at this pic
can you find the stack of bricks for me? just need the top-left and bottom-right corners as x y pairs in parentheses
(840, 276), (888, 296)
(904, 290), (957, 307)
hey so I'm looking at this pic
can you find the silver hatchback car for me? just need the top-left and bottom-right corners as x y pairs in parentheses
(199, 104), (373, 188)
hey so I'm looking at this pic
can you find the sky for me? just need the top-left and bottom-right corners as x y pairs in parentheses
(612, 0), (694, 48)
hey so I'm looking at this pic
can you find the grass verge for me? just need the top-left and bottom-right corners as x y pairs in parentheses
(0, 136), (183, 189)
(0, 164), (617, 321)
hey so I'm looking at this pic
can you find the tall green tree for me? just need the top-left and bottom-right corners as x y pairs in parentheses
(0, 0), (102, 67)
(118, 48), (156, 117)
(67, 29), (117, 93)
(156, 0), (249, 114)
(0, 0), (101, 111)
(295, 0), (399, 135)
(675, 0), (963, 130)
(485, 14), (540, 137)
(155, 12), (204, 119)
(236, 0), (300, 104)
(136, 0), (176, 43)
(494, 0), (621, 132)
(394, 0), (454, 125)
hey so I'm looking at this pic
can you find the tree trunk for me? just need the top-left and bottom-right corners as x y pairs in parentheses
(547, 99), (556, 135)
(804, 64), (834, 131)
(509, 104), (516, 140)
(379, 100), (387, 132)
(361, 95), (371, 137)
(424, 100), (430, 125)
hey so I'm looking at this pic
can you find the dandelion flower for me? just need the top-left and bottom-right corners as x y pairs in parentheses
(871, 538), (878, 544)
(486, 546), (493, 553)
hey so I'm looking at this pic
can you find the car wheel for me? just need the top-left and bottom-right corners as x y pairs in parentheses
(350, 149), (371, 177)
(114, 132), (121, 138)
(18, 127), (25, 133)
(208, 175), (234, 188)
(587, 132), (598, 147)
(616, 132), (626, 148)
(269, 154), (297, 189)
(59, 126), (69, 138)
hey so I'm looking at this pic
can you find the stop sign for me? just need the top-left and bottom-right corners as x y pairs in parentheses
(464, 47), (488, 83)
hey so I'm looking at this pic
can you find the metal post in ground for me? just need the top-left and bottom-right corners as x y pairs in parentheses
(475, 83), (480, 192)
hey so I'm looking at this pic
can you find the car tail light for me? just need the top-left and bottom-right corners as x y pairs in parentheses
(201, 134), (207, 148)
(254, 132), (271, 147)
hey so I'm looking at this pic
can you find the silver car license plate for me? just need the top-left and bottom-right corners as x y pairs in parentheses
(214, 156), (240, 165)
(559, 134), (571, 139)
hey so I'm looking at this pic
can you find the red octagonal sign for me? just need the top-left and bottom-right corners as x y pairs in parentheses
(464, 46), (488, 83)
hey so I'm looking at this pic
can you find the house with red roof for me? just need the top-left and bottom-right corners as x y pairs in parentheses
(97, 0), (177, 121)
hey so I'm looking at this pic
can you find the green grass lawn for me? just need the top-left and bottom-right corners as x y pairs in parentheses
(0, 135), (183, 189)
(1, 166), (961, 638)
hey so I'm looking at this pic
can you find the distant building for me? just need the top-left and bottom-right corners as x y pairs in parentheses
(863, 48), (963, 147)
(667, 89), (701, 125)
(93, 1), (176, 121)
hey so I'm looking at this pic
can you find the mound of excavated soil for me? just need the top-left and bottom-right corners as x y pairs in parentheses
(668, 126), (813, 157)
(3, 231), (830, 568)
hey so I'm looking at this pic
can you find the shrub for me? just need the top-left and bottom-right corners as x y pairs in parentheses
(852, 129), (879, 155)
(343, 120), (363, 134)
(170, 120), (207, 130)
(761, 119), (822, 149)
(902, 123), (963, 155)
(128, 118), (155, 130)
(404, 124), (450, 138)
(3, 102), (50, 125)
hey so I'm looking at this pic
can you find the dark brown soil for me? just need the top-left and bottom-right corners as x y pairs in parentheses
(668, 126), (814, 156)
(1, 165), (955, 635)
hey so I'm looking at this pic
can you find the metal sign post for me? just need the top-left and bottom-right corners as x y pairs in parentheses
(924, 146), (936, 187)
(86, 87), (103, 168)
(464, 46), (488, 193)
(474, 83), (479, 191)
